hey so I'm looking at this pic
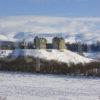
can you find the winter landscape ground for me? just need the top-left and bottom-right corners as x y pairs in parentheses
(0, 72), (100, 100)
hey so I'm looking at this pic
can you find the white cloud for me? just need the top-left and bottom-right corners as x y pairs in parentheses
(0, 16), (100, 43)
(0, 16), (100, 35)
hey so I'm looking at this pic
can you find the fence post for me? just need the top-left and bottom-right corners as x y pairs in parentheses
(36, 58), (40, 72)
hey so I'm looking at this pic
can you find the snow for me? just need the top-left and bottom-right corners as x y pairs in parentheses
(0, 50), (12, 58)
(84, 52), (100, 60)
(0, 33), (16, 42)
(10, 49), (92, 64)
(0, 34), (8, 41)
(0, 32), (100, 44)
(0, 49), (93, 64)
(0, 72), (100, 100)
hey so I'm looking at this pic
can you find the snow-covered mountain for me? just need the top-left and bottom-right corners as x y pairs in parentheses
(0, 34), (8, 41)
(0, 16), (100, 44)
(0, 32), (99, 44)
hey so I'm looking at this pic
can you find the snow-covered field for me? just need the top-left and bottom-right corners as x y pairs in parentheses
(0, 72), (100, 100)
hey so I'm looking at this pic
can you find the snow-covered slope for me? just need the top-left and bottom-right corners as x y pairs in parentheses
(0, 50), (12, 58)
(10, 49), (92, 64)
(0, 34), (8, 41)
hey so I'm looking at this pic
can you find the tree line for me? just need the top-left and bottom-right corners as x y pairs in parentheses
(0, 56), (100, 76)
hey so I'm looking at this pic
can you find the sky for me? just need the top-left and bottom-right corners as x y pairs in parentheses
(0, 0), (100, 42)
(0, 0), (100, 17)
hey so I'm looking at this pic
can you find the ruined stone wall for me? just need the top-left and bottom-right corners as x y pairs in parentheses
(52, 37), (66, 49)
(34, 37), (47, 49)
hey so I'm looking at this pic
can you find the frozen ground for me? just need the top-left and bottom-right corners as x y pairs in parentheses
(0, 72), (100, 100)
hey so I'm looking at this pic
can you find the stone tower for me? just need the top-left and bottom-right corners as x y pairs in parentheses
(34, 36), (47, 49)
(52, 37), (66, 49)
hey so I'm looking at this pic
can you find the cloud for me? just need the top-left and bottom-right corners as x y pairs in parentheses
(0, 16), (100, 35)
(0, 16), (99, 43)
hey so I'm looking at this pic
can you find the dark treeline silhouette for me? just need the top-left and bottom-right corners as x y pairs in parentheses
(0, 41), (15, 49)
(66, 43), (100, 52)
(0, 41), (100, 52)
(0, 56), (100, 76)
